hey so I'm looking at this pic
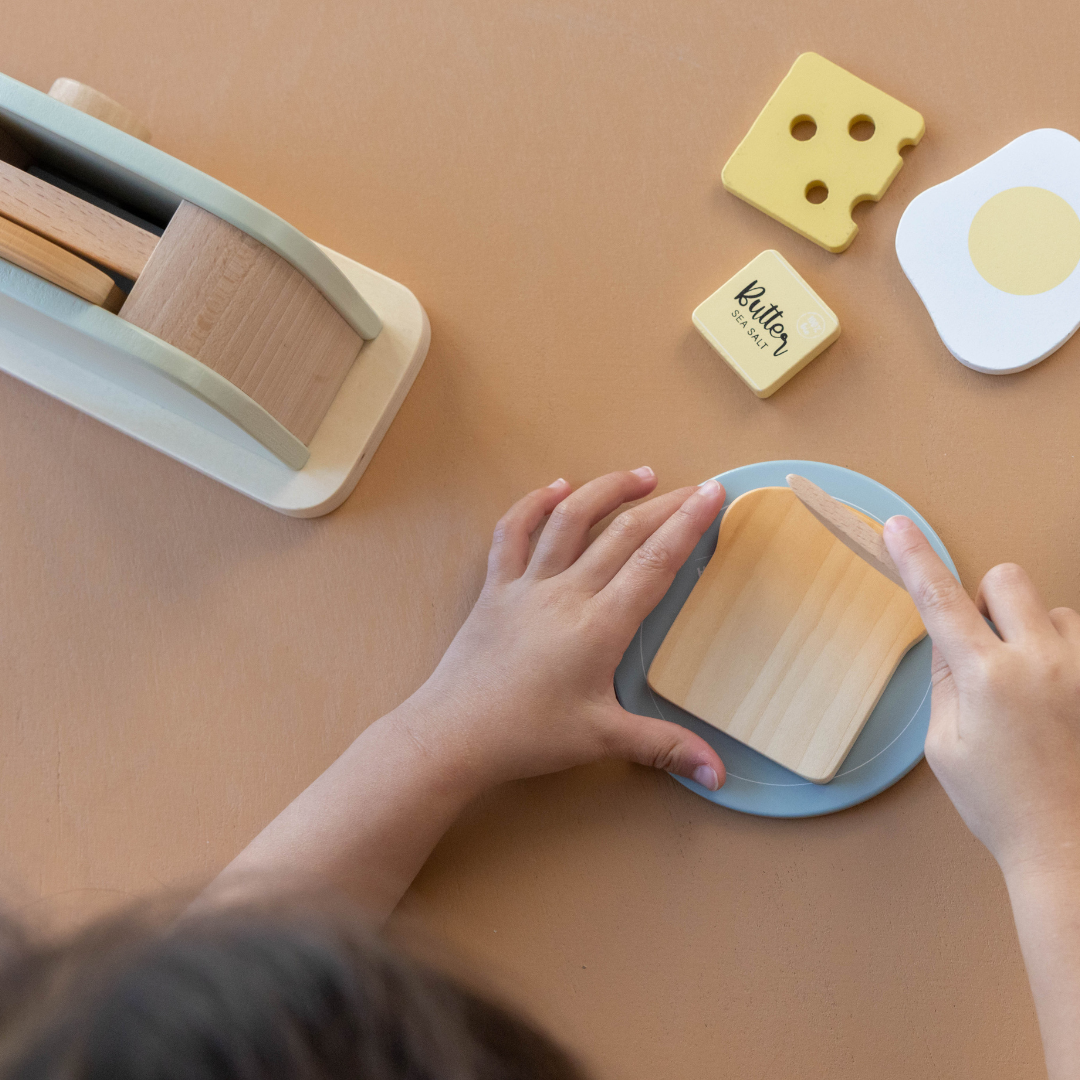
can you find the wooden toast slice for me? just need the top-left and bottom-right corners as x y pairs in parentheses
(0, 215), (124, 311)
(647, 486), (925, 783)
(0, 158), (158, 279)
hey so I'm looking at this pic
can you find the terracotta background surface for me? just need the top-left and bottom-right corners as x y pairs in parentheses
(0, 1), (1072, 1076)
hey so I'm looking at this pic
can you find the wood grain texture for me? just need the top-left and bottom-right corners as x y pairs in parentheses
(0, 214), (124, 310)
(48, 77), (151, 142)
(0, 158), (158, 279)
(787, 473), (906, 588)
(119, 201), (362, 444)
(648, 487), (925, 782)
(0, 125), (31, 169)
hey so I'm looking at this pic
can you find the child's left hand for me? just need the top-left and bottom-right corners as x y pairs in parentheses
(406, 468), (728, 793)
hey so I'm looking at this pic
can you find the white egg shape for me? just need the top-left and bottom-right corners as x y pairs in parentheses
(896, 129), (1080, 373)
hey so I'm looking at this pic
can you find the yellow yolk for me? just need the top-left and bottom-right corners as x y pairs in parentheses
(968, 186), (1080, 295)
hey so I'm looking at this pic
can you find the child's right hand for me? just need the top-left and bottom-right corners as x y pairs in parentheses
(884, 516), (1080, 879)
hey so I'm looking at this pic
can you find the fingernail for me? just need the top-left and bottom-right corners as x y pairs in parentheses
(692, 764), (719, 791)
(632, 466), (655, 480)
(548, 478), (568, 488)
(696, 479), (722, 496)
(884, 515), (912, 535)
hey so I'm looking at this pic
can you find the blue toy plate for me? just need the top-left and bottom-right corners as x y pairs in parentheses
(613, 460), (957, 817)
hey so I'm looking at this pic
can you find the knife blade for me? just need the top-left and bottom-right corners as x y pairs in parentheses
(786, 473), (906, 590)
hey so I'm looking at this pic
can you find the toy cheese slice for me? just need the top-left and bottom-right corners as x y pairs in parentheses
(0, 74), (428, 515)
(722, 53), (924, 253)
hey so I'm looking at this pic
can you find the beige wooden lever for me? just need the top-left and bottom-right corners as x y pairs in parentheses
(48, 78), (151, 143)
(786, 473), (906, 590)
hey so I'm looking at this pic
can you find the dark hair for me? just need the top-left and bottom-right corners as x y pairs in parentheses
(0, 899), (585, 1080)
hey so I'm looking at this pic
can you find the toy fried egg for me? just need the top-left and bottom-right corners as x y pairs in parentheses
(896, 129), (1080, 373)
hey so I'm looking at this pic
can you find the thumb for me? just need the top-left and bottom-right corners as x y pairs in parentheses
(601, 707), (725, 791)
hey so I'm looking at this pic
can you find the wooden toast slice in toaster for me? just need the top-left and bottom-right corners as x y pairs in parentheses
(0, 215), (124, 311)
(0, 158), (158, 279)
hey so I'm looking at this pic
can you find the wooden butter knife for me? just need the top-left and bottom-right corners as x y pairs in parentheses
(786, 473), (906, 590)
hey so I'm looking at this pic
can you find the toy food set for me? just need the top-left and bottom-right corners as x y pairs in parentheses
(699, 53), (924, 400)
(0, 54), (1051, 802)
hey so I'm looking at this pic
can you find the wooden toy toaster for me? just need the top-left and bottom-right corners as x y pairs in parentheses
(0, 74), (429, 516)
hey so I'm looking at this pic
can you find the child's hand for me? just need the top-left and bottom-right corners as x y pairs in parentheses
(407, 469), (728, 794)
(208, 469), (727, 922)
(883, 516), (1080, 878)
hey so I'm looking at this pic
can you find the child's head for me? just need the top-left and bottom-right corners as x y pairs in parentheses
(0, 899), (584, 1079)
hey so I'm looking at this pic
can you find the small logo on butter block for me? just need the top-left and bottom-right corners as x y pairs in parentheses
(797, 312), (826, 339)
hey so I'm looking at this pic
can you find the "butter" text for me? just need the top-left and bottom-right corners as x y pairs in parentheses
(734, 280), (789, 356)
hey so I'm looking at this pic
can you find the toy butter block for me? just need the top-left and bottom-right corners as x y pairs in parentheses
(692, 249), (839, 397)
(722, 53), (924, 253)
